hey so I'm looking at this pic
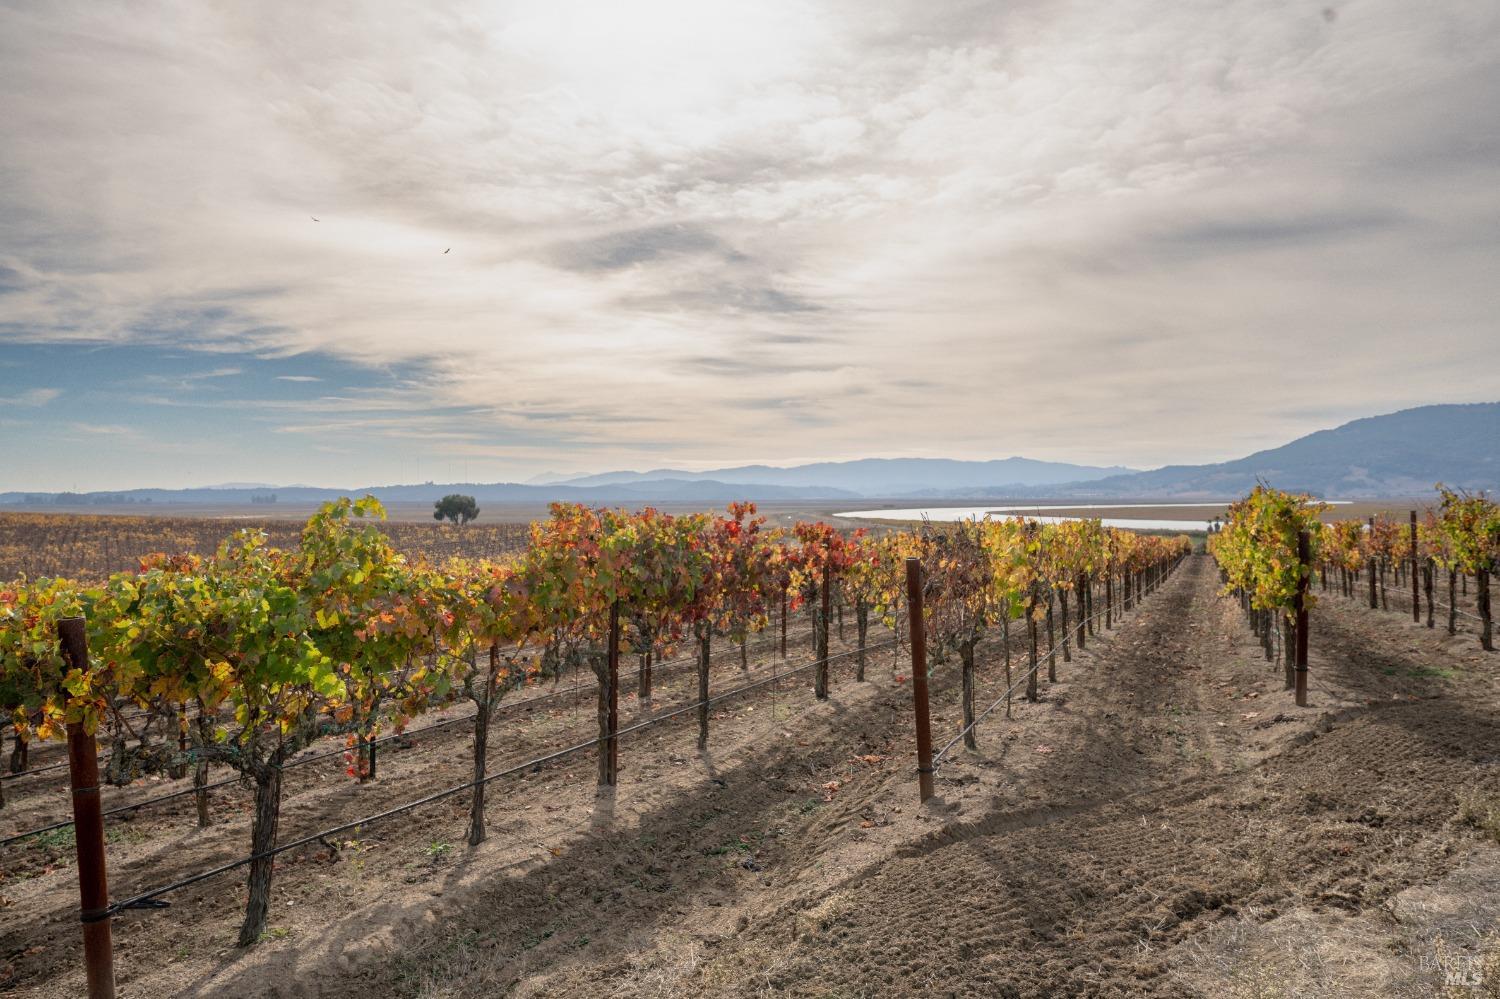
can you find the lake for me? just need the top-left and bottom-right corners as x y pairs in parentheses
(834, 502), (1349, 532)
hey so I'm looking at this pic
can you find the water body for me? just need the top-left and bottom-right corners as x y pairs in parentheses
(834, 502), (1350, 533)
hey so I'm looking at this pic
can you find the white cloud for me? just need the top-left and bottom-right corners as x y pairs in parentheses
(68, 422), (140, 438)
(0, 388), (61, 407)
(0, 0), (1497, 478)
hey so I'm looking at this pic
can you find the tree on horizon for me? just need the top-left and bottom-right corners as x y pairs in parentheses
(434, 494), (480, 526)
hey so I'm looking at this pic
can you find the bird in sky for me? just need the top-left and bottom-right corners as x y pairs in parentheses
(444, 248), (450, 253)
(311, 216), (320, 222)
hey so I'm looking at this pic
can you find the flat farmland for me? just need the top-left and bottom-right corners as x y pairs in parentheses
(0, 513), (532, 583)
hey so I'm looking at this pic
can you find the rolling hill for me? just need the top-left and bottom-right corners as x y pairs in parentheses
(553, 457), (1137, 494)
(1051, 403), (1499, 498)
(4, 403), (1493, 507)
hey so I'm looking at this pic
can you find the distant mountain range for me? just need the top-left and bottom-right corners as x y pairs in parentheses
(1051, 402), (1499, 499)
(3, 403), (1494, 507)
(544, 457), (1137, 494)
(0, 478), (863, 508)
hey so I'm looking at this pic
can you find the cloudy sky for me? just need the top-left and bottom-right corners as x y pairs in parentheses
(1, 0), (1497, 491)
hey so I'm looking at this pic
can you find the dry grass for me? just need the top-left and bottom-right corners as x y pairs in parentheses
(1456, 790), (1500, 844)
(1435, 930), (1500, 998)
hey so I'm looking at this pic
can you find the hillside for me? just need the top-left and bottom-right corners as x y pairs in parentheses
(553, 457), (1137, 494)
(1055, 402), (1500, 498)
(6, 404), (1495, 506)
(0, 478), (859, 509)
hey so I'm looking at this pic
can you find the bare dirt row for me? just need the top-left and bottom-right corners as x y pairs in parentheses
(585, 555), (1496, 999)
(6, 555), (1496, 997)
(0, 618), (888, 994)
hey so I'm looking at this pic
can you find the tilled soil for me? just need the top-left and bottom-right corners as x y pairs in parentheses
(4, 555), (1496, 997)
(0, 621), (900, 996)
(642, 559), (1499, 999)
(507, 557), (1497, 998)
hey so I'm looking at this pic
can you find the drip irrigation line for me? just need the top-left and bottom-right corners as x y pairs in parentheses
(614, 640), (899, 740)
(1, 701), (230, 784)
(0, 620), (831, 786)
(0, 758), (70, 783)
(95, 638), (898, 919)
(1, 626), (891, 847)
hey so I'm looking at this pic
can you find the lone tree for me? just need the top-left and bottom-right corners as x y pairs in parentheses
(434, 493), (480, 526)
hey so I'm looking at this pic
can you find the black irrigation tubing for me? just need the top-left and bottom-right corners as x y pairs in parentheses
(614, 639), (900, 741)
(0, 705), (221, 784)
(0, 758), (71, 783)
(0, 619), (838, 787)
(0, 624), (892, 847)
(931, 561), (1182, 768)
(97, 639), (900, 920)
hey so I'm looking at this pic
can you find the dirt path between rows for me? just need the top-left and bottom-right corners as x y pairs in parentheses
(6, 556), (1496, 997)
(496, 555), (1498, 999)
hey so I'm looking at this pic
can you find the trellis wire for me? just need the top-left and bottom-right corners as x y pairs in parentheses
(2, 623), (890, 847)
(94, 638), (898, 919)
(931, 558), (1184, 768)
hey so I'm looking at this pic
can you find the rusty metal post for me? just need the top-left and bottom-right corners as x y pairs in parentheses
(904, 558), (934, 803)
(58, 617), (115, 999)
(815, 561), (831, 699)
(1409, 510), (1420, 623)
(1294, 532), (1310, 707)
(605, 601), (620, 784)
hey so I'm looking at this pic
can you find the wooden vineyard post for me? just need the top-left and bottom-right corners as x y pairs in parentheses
(58, 617), (115, 999)
(696, 622), (711, 750)
(815, 561), (831, 700)
(1367, 517), (1378, 609)
(1105, 559), (1113, 629)
(905, 558), (934, 803)
(1295, 531), (1310, 707)
(1481, 570), (1494, 652)
(173, 705), (188, 780)
(1026, 586), (1040, 703)
(1424, 560), (1435, 628)
(780, 586), (788, 660)
(1075, 573), (1087, 650)
(600, 601), (620, 786)
(1409, 510), (1420, 623)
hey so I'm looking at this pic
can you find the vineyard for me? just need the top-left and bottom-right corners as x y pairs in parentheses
(0, 513), (531, 584)
(2, 490), (1497, 998)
